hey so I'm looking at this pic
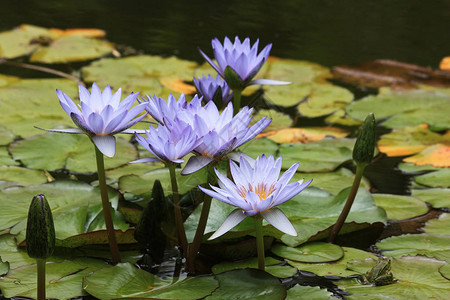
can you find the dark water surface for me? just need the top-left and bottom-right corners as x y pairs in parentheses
(0, 0), (449, 68)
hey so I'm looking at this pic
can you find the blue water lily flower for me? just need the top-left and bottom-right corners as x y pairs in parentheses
(39, 83), (148, 157)
(193, 74), (233, 105)
(132, 119), (200, 165)
(199, 36), (290, 90)
(200, 155), (312, 240)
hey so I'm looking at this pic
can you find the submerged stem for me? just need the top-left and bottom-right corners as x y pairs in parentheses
(328, 163), (366, 243)
(232, 89), (242, 115)
(168, 164), (188, 255)
(254, 216), (265, 271)
(95, 145), (121, 264)
(36, 259), (46, 300)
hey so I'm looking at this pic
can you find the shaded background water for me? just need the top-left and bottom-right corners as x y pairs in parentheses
(0, 0), (449, 68)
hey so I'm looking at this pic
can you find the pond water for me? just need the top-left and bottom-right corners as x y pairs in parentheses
(1, 0), (449, 67)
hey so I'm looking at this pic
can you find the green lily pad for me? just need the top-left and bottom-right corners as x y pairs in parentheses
(339, 256), (450, 300)
(0, 146), (18, 166)
(236, 137), (278, 160)
(278, 138), (355, 172)
(286, 247), (377, 277)
(0, 257), (9, 276)
(0, 24), (56, 59)
(346, 90), (450, 130)
(286, 285), (336, 300)
(411, 188), (450, 209)
(293, 168), (371, 195)
(81, 55), (198, 96)
(0, 166), (47, 185)
(262, 58), (331, 84)
(83, 262), (217, 299)
(251, 109), (293, 132)
(397, 162), (443, 173)
(424, 213), (450, 235)
(325, 109), (362, 127)
(376, 234), (450, 263)
(439, 263), (450, 281)
(119, 166), (207, 195)
(297, 84), (354, 118)
(264, 83), (313, 107)
(0, 78), (78, 137)
(414, 169), (450, 188)
(211, 257), (297, 278)
(272, 242), (344, 263)
(30, 35), (113, 63)
(0, 126), (15, 145)
(372, 194), (428, 220)
(10, 133), (137, 173)
(205, 268), (286, 300)
(105, 161), (164, 180)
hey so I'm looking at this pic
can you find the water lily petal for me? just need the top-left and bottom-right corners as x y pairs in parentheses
(181, 156), (214, 175)
(130, 157), (160, 164)
(91, 135), (116, 158)
(34, 127), (84, 134)
(261, 208), (297, 236)
(208, 208), (247, 240)
(250, 79), (291, 86)
(71, 113), (94, 135)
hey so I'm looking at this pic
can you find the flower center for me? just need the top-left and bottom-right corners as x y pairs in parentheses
(238, 183), (276, 201)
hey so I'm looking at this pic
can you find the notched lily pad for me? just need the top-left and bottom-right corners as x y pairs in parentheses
(271, 242), (344, 263)
(423, 213), (450, 236)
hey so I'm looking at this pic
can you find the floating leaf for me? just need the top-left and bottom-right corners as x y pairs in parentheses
(10, 133), (137, 173)
(0, 126), (15, 145)
(259, 127), (348, 144)
(0, 257), (9, 276)
(0, 166), (47, 186)
(271, 242), (344, 263)
(377, 125), (450, 158)
(397, 162), (442, 173)
(278, 138), (354, 172)
(346, 90), (450, 130)
(205, 269), (286, 300)
(339, 256), (450, 300)
(286, 285), (335, 300)
(411, 188), (450, 209)
(30, 35), (113, 63)
(251, 109), (293, 132)
(414, 169), (450, 188)
(83, 262), (217, 299)
(404, 144), (450, 168)
(424, 213), (450, 235)
(159, 76), (196, 94)
(376, 234), (450, 263)
(372, 194), (428, 220)
(262, 58), (331, 84)
(439, 263), (450, 281)
(105, 161), (164, 180)
(286, 247), (377, 277)
(325, 109), (362, 127)
(264, 83), (313, 107)
(237, 137), (278, 160)
(0, 147), (18, 166)
(212, 257), (296, 278)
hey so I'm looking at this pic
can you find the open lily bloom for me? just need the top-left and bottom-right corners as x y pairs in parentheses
(193, 74), (233, 105)
(180, 101), (271, 174)
(200, 155), (312, 240)
(199, 36), (290, 89)
(132, 119), (200, 165)
(39, 83), (148, 157)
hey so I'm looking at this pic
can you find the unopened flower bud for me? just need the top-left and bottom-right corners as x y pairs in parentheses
(353, 113), (376, 166)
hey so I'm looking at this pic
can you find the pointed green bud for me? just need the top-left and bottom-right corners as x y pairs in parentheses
(26, 194), (55, 259)
(353, 113), (376, 166)
(224, 66), (245, 91)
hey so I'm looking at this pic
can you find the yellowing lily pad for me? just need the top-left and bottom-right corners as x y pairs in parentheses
(372, 194), (429, 220)
(30, 35), (113, 63)
(404, 144), (450, 167)
(259, 126), (348, 144)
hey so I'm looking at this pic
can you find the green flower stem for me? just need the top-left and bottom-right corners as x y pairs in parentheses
(232, 89), (242, 115)
(328, 163), (366, 243)
(168, 164), (188, 255)
(254, 215), (265, 271)
(36, 258), (46, 300)
(94, 145), (121, 264)
(186, 165), (216, 272)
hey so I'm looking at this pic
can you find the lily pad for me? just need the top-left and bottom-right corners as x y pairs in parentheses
(251, 109), (293, 132)
(264, 83), (313, 107)
(424, 213), (450, 235)
(30, 35), (113, 63)
(346, 90), (450, 130)
(286, 285), (336, 300)
(0, 147), (18, 166)
(0, 258), (9, 276)
(376, 234), (450, 263)
(105, 161), (164, 180)
(278, 138), (355, 172)
(0, 166), (47, 186)
(404, 144), (450, 168)
(397, 162), (442, 173)
(211, 257), (297, 278)
(285, 247), (377, 277)
(81, 55), (198, 96)
(372, 194), (428, 220)
(237, 137), (278, 160)
(259, 127), (348, 144)
(271, 242), (344, 263)
(205, 268), (286, 300)
(0, 78), (78, 137)
(339, 256), (450, 300)
(411, 188), (450, 209)
(0, 126), (15, 145)
(10, 133), (137, 173)
(83, 262), (217, 299)
(414, 169), (450, 188)
(439, 263), (450, 281)
(262, 58), (331, 84)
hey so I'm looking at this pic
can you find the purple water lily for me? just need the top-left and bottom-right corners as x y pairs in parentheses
(132, 119), (200, 165)
(199, 36), (289, 90)
(200, 155), (312, 240)
(193, 74), (233, 105)
(39, 83), (148, 157)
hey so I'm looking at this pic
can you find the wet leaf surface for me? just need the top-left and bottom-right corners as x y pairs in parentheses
(372, 194), (428, 220)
